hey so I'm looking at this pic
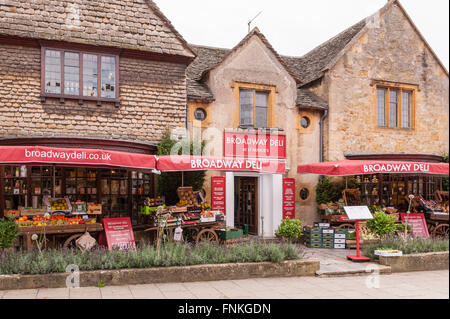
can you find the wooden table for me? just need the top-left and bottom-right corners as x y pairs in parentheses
(18, 223), (104, 251)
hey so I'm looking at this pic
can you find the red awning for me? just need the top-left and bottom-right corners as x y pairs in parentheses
(157, 155), (286, 174)
(298, 160), (449, 176)
(0, 146), (156, 170)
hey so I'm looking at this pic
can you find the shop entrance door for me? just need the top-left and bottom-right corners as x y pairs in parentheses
(235, 177), (258, 235)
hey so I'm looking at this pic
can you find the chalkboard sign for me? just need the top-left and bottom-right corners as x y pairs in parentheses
(344, 206), (374, 221)
(400, 213), (430, 238)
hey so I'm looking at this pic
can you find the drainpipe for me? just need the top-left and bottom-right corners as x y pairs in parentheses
(319, 109), (328, 162)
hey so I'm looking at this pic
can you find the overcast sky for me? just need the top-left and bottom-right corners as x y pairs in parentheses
(155, 0), (449, 70)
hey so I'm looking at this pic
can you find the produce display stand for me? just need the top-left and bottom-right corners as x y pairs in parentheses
(18, 223), (104, 251)
(144, 221), (225, 244)
(425, 212), (449, 238)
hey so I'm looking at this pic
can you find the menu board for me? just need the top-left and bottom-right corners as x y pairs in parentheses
(211, 176), (226, 215)
(400, 213), (430, 238)
(283, 178), (296, 219)
(344, 206), (374, 221)
(102, 218), (136, 250)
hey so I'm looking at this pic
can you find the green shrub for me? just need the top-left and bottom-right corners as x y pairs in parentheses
(316, 176), (358, 205)
(365, 211), (397, 238)
(0, 215), (19, 249)
(276, 218), (303, 239)
(0, 241), (302, 275)
(363, 237), (449, 260)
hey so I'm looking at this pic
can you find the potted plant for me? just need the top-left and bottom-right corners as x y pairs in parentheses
(366, 211), (398, 239)
(275, 217), (303, 243)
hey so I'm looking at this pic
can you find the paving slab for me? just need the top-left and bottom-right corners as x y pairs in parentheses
(2, 289), (38, 299)
(100, 286), (133, 299)
(69, 287), (101, 299)
(36, 288), (69, 299)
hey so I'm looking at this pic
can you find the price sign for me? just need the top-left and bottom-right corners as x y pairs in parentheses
(400, 213), (430, 238)
(211, 176), (226, 214)
(283, 178), (296, 219)
(101, 218), (136, 251)
(344, 206), (373, 220)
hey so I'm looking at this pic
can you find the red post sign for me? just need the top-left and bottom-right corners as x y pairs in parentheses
(224, 131), (287, 159)
(101, 218), (136, 250)
(400, 213), (430, 238)
(211, 176), (226, 215)
(283, 178), (296, 219)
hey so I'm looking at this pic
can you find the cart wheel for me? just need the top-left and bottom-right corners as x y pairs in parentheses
(196, 229), (218, 244)
(336, 224), (355, 231)
(433, 224), (449, 239)
(63, 234), (83, 249)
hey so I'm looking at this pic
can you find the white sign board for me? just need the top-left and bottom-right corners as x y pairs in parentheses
(344, 206), (374, 221)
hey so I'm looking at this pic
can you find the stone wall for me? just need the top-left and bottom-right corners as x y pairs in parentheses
(0, 43), (187, 144)
(326, 3), (449, 161)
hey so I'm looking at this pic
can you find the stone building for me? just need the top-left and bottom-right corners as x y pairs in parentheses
(0, 0), (194, 150)
(0, 0), (194, 222)
(186, 0), (449, 230)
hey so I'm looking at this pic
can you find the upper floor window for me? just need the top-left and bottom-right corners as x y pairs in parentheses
(239, 89), (269, 128)
(42, 48), (119, 102)
(376, 86), (413, 129)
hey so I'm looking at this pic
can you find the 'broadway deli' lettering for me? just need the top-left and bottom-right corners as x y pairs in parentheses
(364, 163), (430, 173)
(191, 159), (263, 171)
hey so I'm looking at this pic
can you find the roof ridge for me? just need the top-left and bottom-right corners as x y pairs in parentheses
(189, 44), (231, 51)
(199, 27), (302, 83)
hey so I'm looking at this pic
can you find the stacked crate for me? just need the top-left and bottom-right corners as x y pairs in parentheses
(334, 229), (346, 249)
(321, 229), (334, 249)
(303, 227), (322, 248)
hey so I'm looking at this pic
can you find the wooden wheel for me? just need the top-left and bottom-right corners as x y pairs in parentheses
(63, 233), (83, 249)
(433, 224), (449, 239)
(336, 224), (355, 231)
(196, 229), (218, 244)
(183, 228), (199, 243)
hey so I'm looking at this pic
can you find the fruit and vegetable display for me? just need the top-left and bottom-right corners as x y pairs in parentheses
(15, 215), (97, 227)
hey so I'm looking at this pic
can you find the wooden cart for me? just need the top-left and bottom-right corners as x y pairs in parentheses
(321, 214), (355, 231)
(144, 221), (225, 244)
(18, 223), (104, 251)
(425, 212), (449, 239)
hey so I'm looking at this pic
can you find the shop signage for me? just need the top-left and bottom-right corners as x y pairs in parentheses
(364, 163), (432, 174)
(157, 155), (286, 174)
(101, 218), (136, 250)
(0, 146), (157, 170)
(224, 131), (286, 159)
(282, 178), (296, 219)
(400, 213), (430, 238)
(211, 176), (226, 215)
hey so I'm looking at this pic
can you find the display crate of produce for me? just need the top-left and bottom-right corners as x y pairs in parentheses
(87, 203), (102, 215)
(177, 187), (198, 206)
(72, 201), (87, 214)
(322, 229), (334, 234)
(216, 229), (243, 240)
(334, 233), (346, 239)
(20, 207), (47, 217)
(334, 239), (346, 244)
(334, 229), (346, 234)
(305, 227), (322, 234)
(5, 209), (21, 218)
(44, 197), (72, 213)
(334, 244), (346, 249)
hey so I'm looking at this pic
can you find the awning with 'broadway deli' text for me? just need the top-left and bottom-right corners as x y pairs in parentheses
(297, 160), (449, 176)
(156, 155), (286, 174)
(0, 146), (157, 170)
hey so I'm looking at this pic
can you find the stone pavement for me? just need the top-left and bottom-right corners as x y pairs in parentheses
(1, 270), (448, 299)
(301, 246), (391, 276)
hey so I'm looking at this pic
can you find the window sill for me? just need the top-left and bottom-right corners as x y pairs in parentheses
(41, 94), (120, 107)
(376, 126), (415, 132)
